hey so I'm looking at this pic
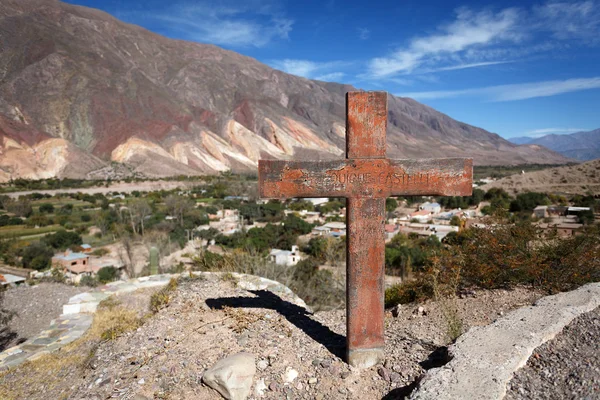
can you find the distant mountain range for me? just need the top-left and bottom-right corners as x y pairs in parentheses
(0, 0), (571, 182)
(509, 129), (600, 161)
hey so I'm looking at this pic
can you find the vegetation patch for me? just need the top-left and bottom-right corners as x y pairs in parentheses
(149, 278), (178, 313)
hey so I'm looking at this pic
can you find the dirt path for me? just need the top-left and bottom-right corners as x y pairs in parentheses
(6, 180), (203, 199)
(1, 283), (86, 351)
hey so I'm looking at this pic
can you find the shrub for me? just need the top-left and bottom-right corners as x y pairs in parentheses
(91, 248), (110, 257)
(97, 266), (119, 283)
(39, 203), (55, 213)
(21, 242), (54, 271)
(79, 275), (99, 287)
(80, 214), (91, 222)
(43, 230), (82, 250)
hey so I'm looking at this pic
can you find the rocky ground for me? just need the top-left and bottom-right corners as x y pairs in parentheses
(505, 306), (600, 400)
(0, 275), (543, 400)
(1, 283), (86, 351)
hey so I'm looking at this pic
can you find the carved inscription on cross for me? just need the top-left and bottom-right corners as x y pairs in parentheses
(259, 91), (473, 368)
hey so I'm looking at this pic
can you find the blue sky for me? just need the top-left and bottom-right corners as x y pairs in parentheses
(65, 0), (600, 139)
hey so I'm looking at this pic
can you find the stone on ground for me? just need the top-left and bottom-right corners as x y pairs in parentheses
(202, 352), (256, 400)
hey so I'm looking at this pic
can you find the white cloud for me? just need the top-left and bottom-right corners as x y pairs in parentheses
(367, 1), (600, 78)
(398, 77), (600, 101)
(368, 8), (521, 77)
(314, 72), (345, 82)
(127, 0), (293, 48)
(525, 128), (586, 137)
(358, 28), (370, 40)
(433, 60), (514, 72)
(270, 59), (348, 79)
(533, 1), (600, 41)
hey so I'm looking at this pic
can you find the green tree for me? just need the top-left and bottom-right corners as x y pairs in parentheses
(39, 203), (55, 213)
(450, 215), (461, 226)
(6, 199), (33, 217)
(386, 198), (399, 212)
(97, 266), (119, 283)
(21, 242), (54, 271)
(43, 230), (83, 250)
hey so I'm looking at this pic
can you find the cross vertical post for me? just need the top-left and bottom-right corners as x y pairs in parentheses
(345, 92), (387, 368)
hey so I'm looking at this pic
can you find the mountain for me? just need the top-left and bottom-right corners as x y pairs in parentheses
(481, 159), (600, 195)
(507, 137), (534, 145)
(509, 130), (600, 161)
(0, 0), (571, 182)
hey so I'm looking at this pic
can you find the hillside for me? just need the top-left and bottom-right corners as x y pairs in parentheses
(0, 0), (570, 182)
(509, 129), (600, 161)
(481, 159), (600, 195)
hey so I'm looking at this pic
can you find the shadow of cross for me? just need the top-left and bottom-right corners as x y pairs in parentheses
(259, 91), (473, 369)
(205, 290), (346, 359)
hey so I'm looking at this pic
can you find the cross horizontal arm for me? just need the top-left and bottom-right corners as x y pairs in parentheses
(259, 158), (473, 199)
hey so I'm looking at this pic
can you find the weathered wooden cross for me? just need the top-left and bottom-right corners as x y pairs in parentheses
(258, 91), (472, 368)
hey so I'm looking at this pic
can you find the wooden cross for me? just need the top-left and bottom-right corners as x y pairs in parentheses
(258, 91), (473, 368)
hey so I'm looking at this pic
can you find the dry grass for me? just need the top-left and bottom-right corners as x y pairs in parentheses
(0, 296), (144, 400)
(149, 278), (178, 313)
(222, 306), (263, 333)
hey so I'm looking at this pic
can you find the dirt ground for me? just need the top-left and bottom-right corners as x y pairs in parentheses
(481, 159), (600, 195)
(505, 306), (600, 400)
(1, 283), (86, 351)
(5, 180), (203, 199)
(0, 275), (544, 400)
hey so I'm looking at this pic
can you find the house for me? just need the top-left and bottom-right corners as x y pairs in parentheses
(311, 226), (331, 236)
(539, 222), (583, 238)
(419, 202), (442, 214)
(407, 209), (433, 223)
(52, 250), (93, 283)
(307, 198), (329, 206)
(80, 244), (92, 253)
(0, 274), (26, 287)
(311, 221), (347, 237)
(533, 206), (548, 219)
(323, 221), (346, 236)
(269, 246), (301, 266)
(385, 224), (400, 240)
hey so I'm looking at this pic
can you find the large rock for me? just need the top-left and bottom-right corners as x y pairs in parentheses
(202, 352), (256, 400)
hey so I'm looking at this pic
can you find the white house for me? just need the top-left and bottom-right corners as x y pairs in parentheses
(269, 246), (301, 266)
(419, 202), (442, 214)
(307, 198), (330, 206)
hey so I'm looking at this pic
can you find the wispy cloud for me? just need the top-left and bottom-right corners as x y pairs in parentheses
(368, 8), (521, 77)
(122, 0), (293, 48)
(533, 1), (600, 42)
(399, 77), (600, 101)
(367, 1), (600, 78)
(358, 28), (370, 40)
(432, 60), (515, 72)
(525, 128), (586, 137)
(314, 72), (345, 82)
(270, 59), (348, 80)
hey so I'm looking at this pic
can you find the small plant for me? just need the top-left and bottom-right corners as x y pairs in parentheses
(149, 278), (178, 313)
(221, 272), (238, 284)
(222, 306), (263, 333)
(91, 248), (109, 257)
(79, 274), (98, 287)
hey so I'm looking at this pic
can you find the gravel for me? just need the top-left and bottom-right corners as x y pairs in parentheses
(1, 282), (86, 350)
(0, 276), (544, 400)
(505, 306), (600, 400)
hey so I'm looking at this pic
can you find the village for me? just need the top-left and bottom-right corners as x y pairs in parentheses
(0, 176), (596, 291)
